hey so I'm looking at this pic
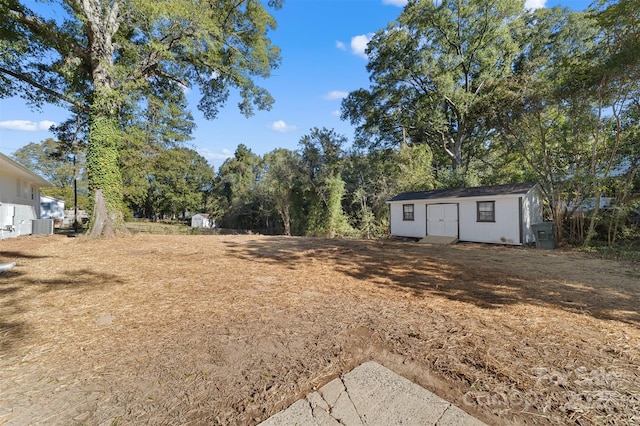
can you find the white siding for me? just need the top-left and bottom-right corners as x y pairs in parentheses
(389, 202), (426, 238)
(0, 161), (43, 239)
(389, 187), (543, 245)
(191, 214), (211, 228)
(458, 198), (521, 244)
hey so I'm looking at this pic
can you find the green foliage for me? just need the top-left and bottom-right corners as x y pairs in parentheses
(42, 186), (89, 211)
(261, 148), (303, 235)
(202, 128), (439, 239)
(298, 128), (354, 238)
(1, 0), (283, 236)
(395, 144), (435, 192)
(580, 243), (640, 263)
(13, 138), (88, 210)
(86, 105), (127, 235)
(305, 175), (354, 238)
(12, 138), (86, 188)
(150, 147), (215, 219)
(216, 144), (265, 230)
(343, 0), (524, 171)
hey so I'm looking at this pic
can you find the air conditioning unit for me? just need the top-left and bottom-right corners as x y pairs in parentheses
(32, 219), (54, 235)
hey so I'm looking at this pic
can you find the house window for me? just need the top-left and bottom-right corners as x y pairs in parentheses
(477, 201), (495, 222)
(403, 204), (414, 221)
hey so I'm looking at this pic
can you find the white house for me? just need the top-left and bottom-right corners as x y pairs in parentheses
(387, 182), (543, 245)
(191, 213), (211, 228)
(40, 194), (65, 224)
(0, 153), (52, 239)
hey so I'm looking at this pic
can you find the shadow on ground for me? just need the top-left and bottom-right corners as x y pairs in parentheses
(224, 237), (640, 325)
(0, 250), (50, 260)
(0, 262), (126, 354)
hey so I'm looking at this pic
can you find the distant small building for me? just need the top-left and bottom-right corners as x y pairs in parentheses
(191, 213), (211, 228)
(40, 195), (65, 227)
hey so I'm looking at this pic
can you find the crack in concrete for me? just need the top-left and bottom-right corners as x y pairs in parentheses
(318, 382), (346, 425)
(317, 389), (331, 409)
(307, 392), (330, 423)
(306, 395), (315, 418)
(340, 376), (366, 425)
(434, 403), (452, 425)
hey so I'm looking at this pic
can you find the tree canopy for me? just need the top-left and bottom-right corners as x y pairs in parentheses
(2, 0), (638, 246)
(0, 0), (283, 237)
(342, 0), (524, 173)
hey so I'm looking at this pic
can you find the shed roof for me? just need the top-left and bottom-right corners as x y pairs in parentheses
(387, 182), (538, 202)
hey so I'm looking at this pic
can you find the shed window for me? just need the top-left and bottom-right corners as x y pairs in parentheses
(403, 204), (414, 221)
(477, 201), (495, 222)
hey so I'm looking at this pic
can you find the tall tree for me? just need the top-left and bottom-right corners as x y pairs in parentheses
(343, 144), (435, 239)
(494, 7), (600, 242)
(120, 85), (196, 218)
(149, 147), (215, 220)
(13, 138), (76, 188)
(299, 128), (353, 238)
(261, 148), (303, 236)
(342, 0), (523, 174)
(0, 0), (283, 237)
(579, 0), (640, 244)
(216, 144), (263, 229)
(12, 138), (89, 209)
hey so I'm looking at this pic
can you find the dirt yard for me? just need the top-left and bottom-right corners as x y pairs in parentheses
(0, 234), (638, 425)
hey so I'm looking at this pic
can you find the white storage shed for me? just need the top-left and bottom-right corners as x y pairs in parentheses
(387, 182), (543, 245)
(191, 213), (211, 228)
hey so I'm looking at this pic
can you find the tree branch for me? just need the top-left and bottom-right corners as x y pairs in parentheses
(7, 3), (89, 62)
(0, 66), (89, 112)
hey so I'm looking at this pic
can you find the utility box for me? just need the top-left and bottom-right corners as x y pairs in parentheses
(532, 222), (556, 249)
(32, 219), (54, 235)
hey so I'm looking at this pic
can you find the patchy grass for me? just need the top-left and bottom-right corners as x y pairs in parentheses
(125, 221), (192, 235)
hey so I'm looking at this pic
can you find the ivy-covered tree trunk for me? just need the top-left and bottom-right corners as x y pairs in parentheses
(86, 100), (128, 238)
(82, 0), (127, 238)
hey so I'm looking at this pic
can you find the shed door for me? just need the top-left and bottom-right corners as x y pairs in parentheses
(427, 204), (458, 237)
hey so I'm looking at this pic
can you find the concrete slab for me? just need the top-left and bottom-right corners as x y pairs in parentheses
(259, 361), (486, 426)
(419, 236), (458, 245)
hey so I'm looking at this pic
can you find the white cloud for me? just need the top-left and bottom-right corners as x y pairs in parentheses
(525, 0), (546, 9)
(331, 110), (341, 117)
(382, 0), (408, 6)
(351, 34), (373, 59)
(198, 147), (233, 163)
(0, 120), (56, 131)
(324, 90), (349, 100)
(335, 40), (346, 51)
(269, 120), (297, 133)
(179, 83), (191, 95)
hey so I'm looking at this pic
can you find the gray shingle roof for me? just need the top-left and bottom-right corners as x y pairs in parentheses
(387, 182), (538, 202)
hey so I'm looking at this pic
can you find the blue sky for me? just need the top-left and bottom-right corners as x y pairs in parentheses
(0, 0), (592, 170)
